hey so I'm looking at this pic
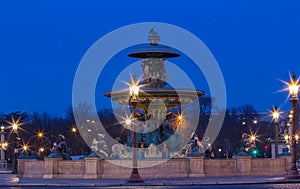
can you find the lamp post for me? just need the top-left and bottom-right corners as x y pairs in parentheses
(39, 147), (45, 159)
(286, 73), (300, 178)
(36, 131), (44, 154)
(71, 127), (79, 155)
(127, 82), (144, 183)
(22, 145), (29, 157)
(0, 125), (7, 170)
(12, 123), (19, 174)
(272, 106), (280, 158)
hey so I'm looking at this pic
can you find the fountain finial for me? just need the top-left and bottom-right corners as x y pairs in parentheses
(148, 28), (160, 45)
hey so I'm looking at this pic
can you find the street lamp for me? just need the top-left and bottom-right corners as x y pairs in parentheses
(272, 106), (280, 158)
(127, 82), (144, 183)
(218, 148), (222, 158)
(37, 131), (44, 139)
(176, 114), (185, 134)
(125, 119), (132, 128)
(286, 73), (300, 178)
(23, 145), (28, 151)
(71, 127), (81, 155)
(12, 123), (19, 174)
(39, 147), (45, 153)
(295, 134), (299, 142)
(177, 115), (183, 121)
(36, 131), (44, 155)
(250, 134), (256, 142)
(0, 125), (7, 170)
(242, 118), (246, 126)
(72, 127), (77, 133)
(12, 123), (18, 132)
(253, 118), (258, 125)
(39, 147), (45, 159)
(22, 145), (29, 156)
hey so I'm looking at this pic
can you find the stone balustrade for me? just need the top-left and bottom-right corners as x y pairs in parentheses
(18, 156), (290, 179)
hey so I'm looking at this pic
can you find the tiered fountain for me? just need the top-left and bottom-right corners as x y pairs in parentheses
(104, 29), (205, 158)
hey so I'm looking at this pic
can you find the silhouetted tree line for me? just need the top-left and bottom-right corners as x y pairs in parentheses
(0, 98), (275, 160)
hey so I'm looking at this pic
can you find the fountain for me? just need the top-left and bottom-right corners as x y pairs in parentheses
(104, 29), (205, 159)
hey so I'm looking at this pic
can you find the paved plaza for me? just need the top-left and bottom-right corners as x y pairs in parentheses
(1, 173), (300, 188)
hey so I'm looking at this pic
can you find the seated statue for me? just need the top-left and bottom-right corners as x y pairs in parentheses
(188, 134), (205, 156)
(90, 133), (108, 159)
(110, 138), (130, 159)
(205, 146), (214, 159)
(279, 147), (291, 157)
(236, 146), (251, 156)
(145, 143), (161, 158)
(47, 134), (71, 160)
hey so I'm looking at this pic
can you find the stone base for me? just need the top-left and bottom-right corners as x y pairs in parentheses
(19, 157), (287, 179)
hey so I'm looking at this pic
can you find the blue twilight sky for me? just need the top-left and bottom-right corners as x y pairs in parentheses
(0, 1), (299, 116)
